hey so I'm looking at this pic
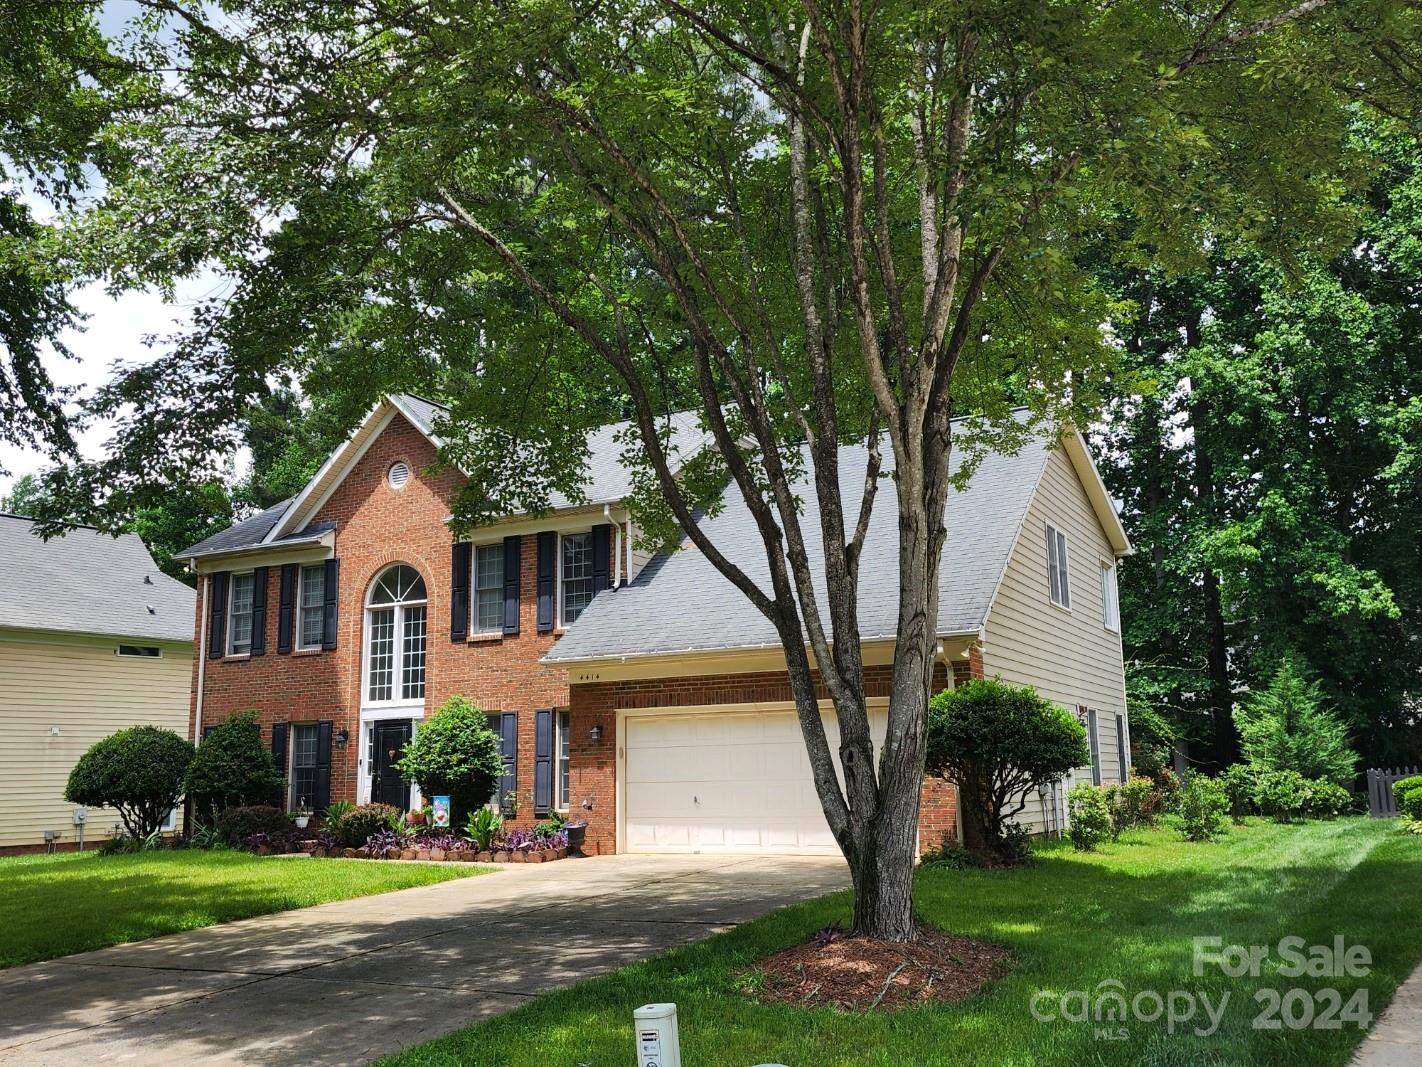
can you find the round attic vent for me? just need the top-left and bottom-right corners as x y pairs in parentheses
(387, 461), (411, 490)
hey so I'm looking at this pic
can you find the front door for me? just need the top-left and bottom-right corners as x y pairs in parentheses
(372, 721), (413, 809)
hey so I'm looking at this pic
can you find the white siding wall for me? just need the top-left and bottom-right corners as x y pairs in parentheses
(980, 445), (1130, 835)
(0, 633), (193, 848)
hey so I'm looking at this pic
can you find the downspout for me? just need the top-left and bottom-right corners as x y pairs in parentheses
(194, 571), (209, 742)
(936, 641), (966, 846)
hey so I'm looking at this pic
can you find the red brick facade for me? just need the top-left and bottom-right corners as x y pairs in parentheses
(190, 409), (968, 854)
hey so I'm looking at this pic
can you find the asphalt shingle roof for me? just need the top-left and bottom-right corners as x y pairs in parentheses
(545, 427), (1053, 663)
(0, 514), (195, 643)
(175, 497), (295, 560)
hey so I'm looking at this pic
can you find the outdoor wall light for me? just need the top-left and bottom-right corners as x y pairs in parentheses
(590, 723), (603, 743)
(336, 727), (350, 748)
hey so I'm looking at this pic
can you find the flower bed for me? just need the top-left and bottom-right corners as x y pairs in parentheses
(248, 827), (571, 864)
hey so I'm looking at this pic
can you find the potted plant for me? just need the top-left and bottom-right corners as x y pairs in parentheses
(293, 798), (312, 831)
(564, 820), (589, 855)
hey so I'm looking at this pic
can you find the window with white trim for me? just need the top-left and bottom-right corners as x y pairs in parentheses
(556, 709), (571, 810)
(228, 572), (255, 654)
(290, 723), (319, 809)
(298, 564), (326, 650)
(1101, 561), (1120, 632)
(1046, 524), (1071, 609)
(560, 532), (594, 625)
(473, 543), (504, 633)
(364, 564), (427, 703)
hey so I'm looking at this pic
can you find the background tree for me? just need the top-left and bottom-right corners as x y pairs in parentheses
(64, 726), (194, 840)
(927, 679), (1088, 858)
(1235, 663), (1359, 786)
(27, 0), (1389, 939)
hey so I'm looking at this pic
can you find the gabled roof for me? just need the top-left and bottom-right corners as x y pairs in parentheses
(0, 514), (195, 643)
(546, 422), (1129, 665)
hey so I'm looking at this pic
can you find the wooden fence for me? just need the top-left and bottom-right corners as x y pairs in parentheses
(1366, 766), (1420, 817)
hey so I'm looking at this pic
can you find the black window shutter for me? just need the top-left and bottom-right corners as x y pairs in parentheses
(1086, 709), (1101, 786)
(250, 566), (269, 656)
(321, 559), (340, 650)
(450, 541), (471, 642)
(1116, 714), (1128, 783)
(534, 708), (553, 816)
(270, 721), (289, 808)
(201, 724), (216, 741)
(207, 572), (228, 659)
(591, 524), (611, 595)
(314, 720), (333, 813)
(277, 564), (297, 653)
(502, 535), (521, 635)
(488, 712), (518, 813)
(536, 532), (556, 632)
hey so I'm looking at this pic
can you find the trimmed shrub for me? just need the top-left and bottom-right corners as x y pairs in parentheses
(216, 805), (290, 846)
(927, 678), (1088, 860)
(1255, 769), (1312, 823)
(1303, 780), (1354, 819)
(1394, 777), (1422, 821)
(1171, 773), (1231, 842)
(919, 836), (978, 870)
(329, 803), (401, 848)
(1113, 775), (1162, 830)
(185, 711), (286, 825)
(1220, 763), (1263, 821)
(1234, 662), (1357, 786)
(395, 696), (503, 827)
(65, 726), (194, 840)
(1068, 783), (1115, 851)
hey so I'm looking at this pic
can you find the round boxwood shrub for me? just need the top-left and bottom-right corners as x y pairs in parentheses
(1255, 769), (1312, 823)
(216, 804), (290, 846)
(927, 678), (1088, 860)
(1067, 783), (1115, 851)
(395, 696), (502, 826)
(65, 726), (194, 841)
(1393, 776), (1422, 822)
(1303, 779), (1354, 819)
(328, 802), (402, 848)
(185, 710), (286, 825)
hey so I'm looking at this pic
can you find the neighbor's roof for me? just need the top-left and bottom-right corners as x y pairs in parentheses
(546, 417), (1061, 664)
(0, 513), (195, 643)
(177, 394), (712, 560)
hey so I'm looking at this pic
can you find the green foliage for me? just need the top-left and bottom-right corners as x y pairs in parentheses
(1395, 777), (1422, 822)
(64, 726), (193, 840)
(185, 711), (285, 824)
(395, 697), (502, 827)
(1235, 663), (1358, 786)
(534, 810), (567, 840)
(1254, 769), (1313, 823)
(1067, 784), (1115, 852)
(215, 805), (290, 847)
(928, 679), (1087, 857)
(1170, 773), (1231, 842)
(1112, 776), (1163, 831)
(1125, 699), (1176, 781)
(1220, 763), (1265, 821)
(918, 836), (979, 871)
(465, 808), (504, 852)
(328, 803), (401, 849)
(1303, 780), (1355, 820)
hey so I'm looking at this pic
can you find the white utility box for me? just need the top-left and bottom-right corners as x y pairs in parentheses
(633, 1002), (681, 1067)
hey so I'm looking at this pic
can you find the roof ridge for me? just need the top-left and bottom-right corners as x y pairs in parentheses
(0, 511), (108, 533)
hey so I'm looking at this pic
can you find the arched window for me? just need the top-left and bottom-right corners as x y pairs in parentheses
(364, 564), (428, 704)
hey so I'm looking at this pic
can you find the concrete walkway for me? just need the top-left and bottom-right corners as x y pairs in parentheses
(1351, 963), (1422, 1067)
(0, 853), (846, 1066)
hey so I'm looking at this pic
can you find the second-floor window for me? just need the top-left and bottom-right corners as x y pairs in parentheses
(365, 564), (427, 703)
(561, 532), (594, 625)
(228, 572), (255, 654)
(1101, 561), (1120, 632)
(474, 543), (504, 634)
(1046, 524), (1071, 609)
(298, 564), (326, 650)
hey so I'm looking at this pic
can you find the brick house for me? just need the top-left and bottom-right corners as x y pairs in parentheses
(177, 394), (1131, 856)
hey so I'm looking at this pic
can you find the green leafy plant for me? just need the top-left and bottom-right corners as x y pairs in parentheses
(1220, 763), (1264, 822)
(1234, 663), (1357, 786)
(395, 696), (503, 828)
(918, 835), (978, 871)
(1303, 779), (1354, 819)
(1170, 773), (1231, 842)
(65, 726), (194, 841)
(1393, 777), (1422, 821)
(323, 800), (356, 833)
(1126, 700), (1176, 781)
(1113, 776), (1162, 831)
(927, 679), (1088, 860)
(216, 805), (291, 846)
(184, 711), (286, 825)
(534, 810), (568, 840)
(1255, 769), (1312, 823)
(329, 803), (401, 848)
(1068, 783), (1115, 852)
(465, 807), (504, 851)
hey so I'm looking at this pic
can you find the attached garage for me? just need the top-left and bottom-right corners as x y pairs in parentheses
(619, 704), (887, 855)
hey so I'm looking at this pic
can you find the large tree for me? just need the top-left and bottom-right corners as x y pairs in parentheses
(32, 0), (1391, 938)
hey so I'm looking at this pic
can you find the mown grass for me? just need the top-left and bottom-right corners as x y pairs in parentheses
(381, 818), (1422, 1067)
(0, 850), (491, 968)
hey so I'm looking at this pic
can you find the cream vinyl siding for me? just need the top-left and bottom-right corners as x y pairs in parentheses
(0, 633), (193, 848)
(980, 445), (1129, 835)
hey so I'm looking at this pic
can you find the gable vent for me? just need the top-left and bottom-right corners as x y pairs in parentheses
(387, 462), (411, 490)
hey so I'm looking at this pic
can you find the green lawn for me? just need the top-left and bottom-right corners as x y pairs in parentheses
(0, 850), (491, 968)
(382, 818), (1422, 1067)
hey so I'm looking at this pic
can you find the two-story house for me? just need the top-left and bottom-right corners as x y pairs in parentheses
(178, 394), (1131, 856)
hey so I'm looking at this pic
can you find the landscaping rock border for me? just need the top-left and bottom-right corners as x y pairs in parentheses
(285, 841), (570, 863)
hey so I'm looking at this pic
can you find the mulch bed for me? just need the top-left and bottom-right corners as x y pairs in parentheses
(750, 927), (1008, 1012)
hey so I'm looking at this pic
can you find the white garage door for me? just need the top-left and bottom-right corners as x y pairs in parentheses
(622, 707), (885, 855)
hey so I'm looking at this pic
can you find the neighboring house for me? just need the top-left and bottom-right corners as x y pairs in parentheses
(177, 395), (1131, 856)
(0, 514), (195, 853)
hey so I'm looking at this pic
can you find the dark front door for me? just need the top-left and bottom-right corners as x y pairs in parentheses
(372, 721), (413, 809)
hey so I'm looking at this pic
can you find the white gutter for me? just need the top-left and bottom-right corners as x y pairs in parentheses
(544, 629), (983, 668)
(194, 572), (209, 743)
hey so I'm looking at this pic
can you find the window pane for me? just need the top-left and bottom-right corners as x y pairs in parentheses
(230, 573), (254, 652)
(367, 607), (395, 701)
(401, 605), (427, 700)
(561, 533), (594, 624)
(371, 564), (426, 605)
(557, 710), (570, 809)
(1056, 530), (1071, 608)
(291, 724), (318, 809)
(475, 544), (504, 632)
(300, 565), (326, 647)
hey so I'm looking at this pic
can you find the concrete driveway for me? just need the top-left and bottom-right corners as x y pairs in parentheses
(0, 853), (846, 1066)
